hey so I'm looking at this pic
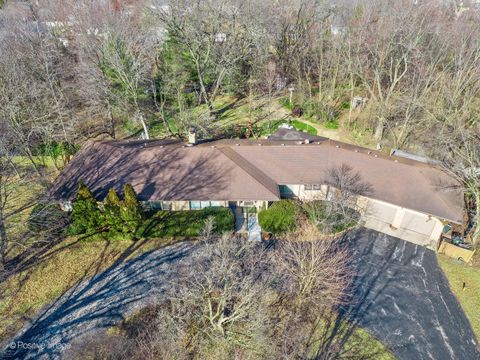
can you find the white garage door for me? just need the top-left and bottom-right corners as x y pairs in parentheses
(362, 198), (443, 249)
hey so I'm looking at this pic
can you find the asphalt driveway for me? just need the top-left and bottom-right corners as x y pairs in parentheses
(343, 228), (479, 360)
(1, 229), (479, 359)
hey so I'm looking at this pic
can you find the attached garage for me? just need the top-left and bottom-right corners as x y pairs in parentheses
(362, 197), (446, 249)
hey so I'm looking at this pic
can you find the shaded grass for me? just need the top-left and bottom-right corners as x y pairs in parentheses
(0, 207), (233, 342)
(438, 254), (480, 342)
(0, 235), (177, 343)
(4, 157), (58, 254)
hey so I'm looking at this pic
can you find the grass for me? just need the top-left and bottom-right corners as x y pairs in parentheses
(438, 254), (480, 342)
(0, 206), (234, 342)
(345, 326), (395, 359)
(5, 157), (59, 248)
(279, 97), (294, 111)
(291, 120), (318, 135)
(324, 119), (339, 129)
(0, 235), (177, 342)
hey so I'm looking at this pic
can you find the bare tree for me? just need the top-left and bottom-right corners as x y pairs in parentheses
(155, 234), (275, 357)
(303, 164), (372, 234)
(156, 0), (262, 116)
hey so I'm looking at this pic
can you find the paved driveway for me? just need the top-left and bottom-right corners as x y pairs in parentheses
(1, 229), (479, 359)
(344, 228), (479, 360)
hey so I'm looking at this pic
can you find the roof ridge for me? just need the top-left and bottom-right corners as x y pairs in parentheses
(219, 147), (280, 199)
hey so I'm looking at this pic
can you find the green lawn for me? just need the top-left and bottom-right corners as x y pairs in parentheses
(438, 254), (480, 341)
(291, 120), (318, 135)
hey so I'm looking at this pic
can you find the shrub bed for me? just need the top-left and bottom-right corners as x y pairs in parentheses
(140, 207), (234, 238)
(258, 200), (301, 234)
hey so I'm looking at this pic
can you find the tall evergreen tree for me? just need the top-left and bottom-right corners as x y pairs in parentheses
(103, 188), (123, 234)
(120, 184), (143, 238)
(70, 182), (103, 235)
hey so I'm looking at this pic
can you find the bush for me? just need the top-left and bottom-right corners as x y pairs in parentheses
(28, 202), (68, 234)
(258, 200), (300, 234)
(202, 207), (235, 233)
(302, 200), (359, 234)
(291, 106), (304, 117)
(324, 119), (339, 129)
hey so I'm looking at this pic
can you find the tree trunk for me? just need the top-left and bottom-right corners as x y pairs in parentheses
(136, 112), (150, 140)
(471, 189), (480, 246)
(109, 108), (116, 139)
(0, 212), (7, 273)
(374, 117), (385, 141)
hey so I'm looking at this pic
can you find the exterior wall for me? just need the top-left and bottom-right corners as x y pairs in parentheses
(280, 184), (328, 201)
(360, 196), (444, 249)
(171, 201), (191, 211)
(282, 184), (445, 249)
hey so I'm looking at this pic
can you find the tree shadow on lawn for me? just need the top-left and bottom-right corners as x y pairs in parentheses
(2, 233), (92, 282)
(1, 240), (196, 359)
(0, 234), (153, 344)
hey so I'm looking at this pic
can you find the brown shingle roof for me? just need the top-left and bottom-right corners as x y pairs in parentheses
(229, 142), (463, 223)
(51, 138), (464, 223)
(50, 141), (280, 202)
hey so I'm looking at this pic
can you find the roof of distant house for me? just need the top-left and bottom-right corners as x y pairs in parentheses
(50, 135), (464, 223)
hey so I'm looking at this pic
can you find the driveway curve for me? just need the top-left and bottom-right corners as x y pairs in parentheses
(343, 229), (479, 360)
(1, 229), (479, 359)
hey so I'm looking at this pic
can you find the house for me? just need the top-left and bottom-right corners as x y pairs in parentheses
(50, 135), (464, 249)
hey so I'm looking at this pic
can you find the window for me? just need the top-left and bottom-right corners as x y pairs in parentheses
(241, 201), (255, 206)
(200, 201), (211, 208)
(189, 201), (201, 210)
(190, 201), (222, 209)
(313, 184), (322, 191)
(304, 184), (313, 190)
(161, 201), (172, 210)
(279, 185), (295, 198)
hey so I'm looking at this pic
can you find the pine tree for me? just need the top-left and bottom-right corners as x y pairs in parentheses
(70, 182), (103, 235)
(120, 184), (143, 238)
(104, 188), (123, 234)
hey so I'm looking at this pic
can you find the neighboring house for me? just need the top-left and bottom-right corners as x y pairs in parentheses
(50, 132), (464, 249)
